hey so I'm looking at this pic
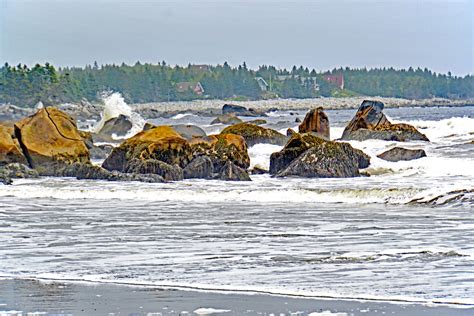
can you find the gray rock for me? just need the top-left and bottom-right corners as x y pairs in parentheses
(219, 161), (251, 181)
(0, 163), (39, 185)
(124, 158), (183, 181)
(172, 124), (206, 140)
(211, 114), (243, 125)
(183, 156), (214, 179)
(377, 147), (427, 162)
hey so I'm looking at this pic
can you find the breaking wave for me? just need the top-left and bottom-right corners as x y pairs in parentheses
(93, 92), (146, 139)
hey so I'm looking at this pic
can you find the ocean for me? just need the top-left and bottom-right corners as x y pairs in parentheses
(0, 104), (473, 309)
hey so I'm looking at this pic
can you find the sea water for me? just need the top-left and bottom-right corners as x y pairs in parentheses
(0, 105), (473, 307)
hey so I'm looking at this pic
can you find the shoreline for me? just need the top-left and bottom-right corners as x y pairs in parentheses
(1, 278), (472, 315)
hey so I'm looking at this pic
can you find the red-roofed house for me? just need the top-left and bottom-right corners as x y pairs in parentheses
(175, 82), (205, 95)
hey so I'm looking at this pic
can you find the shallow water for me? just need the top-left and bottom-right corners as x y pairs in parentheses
(0, 105), (473, 306)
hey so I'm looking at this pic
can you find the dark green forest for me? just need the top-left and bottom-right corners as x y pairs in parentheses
(1, 61), (472, 107)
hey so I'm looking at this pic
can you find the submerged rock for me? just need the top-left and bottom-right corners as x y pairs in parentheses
(247, 119), (267, 125)
(220, 123), (287, 146)
(377, 147), (427, 162)
(270, 133), (370, 178)
(211, 113), (243, 125)
(298, 107), (330, 140)
(341, 100), (429, 142)
(14, 107), (90, 168)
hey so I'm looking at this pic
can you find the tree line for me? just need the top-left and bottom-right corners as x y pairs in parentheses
(0, 61), (472, 107)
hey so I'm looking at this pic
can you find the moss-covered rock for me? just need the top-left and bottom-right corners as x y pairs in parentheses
(189, 133), (250, 170)
(221, 123), (287, 146)
(270, 133), (370, 178)
(102, 125), (192, 172)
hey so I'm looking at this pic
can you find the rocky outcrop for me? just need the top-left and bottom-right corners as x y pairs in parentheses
(219, 161), (251, 181)
(211, 114), (243, 125)
(298, 107), (330, 140)
(377, 147), (427, 162)
(102, 125), (192, 172)
(189, 134), (250, 170)
(95, 114), (133, 142)
(0, 163), (39, 185)
(222, 104), (266, 117)
(171, 124), (206, 140)
(286, 128), (297, 137)
(270, 133), (370, 178)
(0, 123), (28, 165)
(341, 100), (429, 142)
(220, 123), (287, 146)
(14, 107), (90, 168)
(124, 158), (183, 181)
(183, 156), (214, 179)
(42, 162), (165, 183)
(247, 119), (267, 125)
(79, 130), (113, 160)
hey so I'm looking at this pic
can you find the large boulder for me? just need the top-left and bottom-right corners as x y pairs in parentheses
(171, 124), (206, 140)
(102, 125), (192, 172)
(222, 104), (266, 117)
(95, 114), (133, 142)
(270, 133), (370, 178)
(189, 133), (250, 170)
(220, 123), (287, 146)
(298, 107), (330, 140)
(211, 113), (243, 125)
(14, 107), (90, 168)
(0, 123), (28, 165)
(377, 147), (427, 162)
(341, 100), (429, 142)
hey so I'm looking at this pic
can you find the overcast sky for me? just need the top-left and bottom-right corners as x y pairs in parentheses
(1, 0), (472, 75)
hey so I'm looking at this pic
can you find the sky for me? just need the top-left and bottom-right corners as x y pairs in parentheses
(1, 0), (473, 76)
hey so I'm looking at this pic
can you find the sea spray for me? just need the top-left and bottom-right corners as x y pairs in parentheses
(94, 92), (146, 139)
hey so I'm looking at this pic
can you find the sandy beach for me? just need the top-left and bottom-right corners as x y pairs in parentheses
(1, 278), (472, 316)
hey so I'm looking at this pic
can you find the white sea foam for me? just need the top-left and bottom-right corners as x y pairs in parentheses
(93, 92), (146, 139)
(171, 113), (194, 119)
(248, 143), (283, 169)
(308, 311), (348, 316)
(193, 308), (231, 315)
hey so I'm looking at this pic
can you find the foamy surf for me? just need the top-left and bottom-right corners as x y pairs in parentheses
(93, 92), (146, 139)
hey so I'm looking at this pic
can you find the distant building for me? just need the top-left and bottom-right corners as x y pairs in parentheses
(323, 73), (344, 89)
(189, 64), (211, 73)
(176, 81), (205, 95)
(255, 77), (269, 91)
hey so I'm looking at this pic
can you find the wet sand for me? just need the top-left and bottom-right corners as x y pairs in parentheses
(0, 279), (472, 315)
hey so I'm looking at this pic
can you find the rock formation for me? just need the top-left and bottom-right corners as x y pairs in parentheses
(341, 100), (429, 142)
(220, 123), (287, 146)
(298, 107), (330, 140)
(270, 133), (370, 178)
(377, 147), (427, 162)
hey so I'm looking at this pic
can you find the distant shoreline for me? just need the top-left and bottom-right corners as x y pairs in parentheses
(133, 96), (474, 113)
